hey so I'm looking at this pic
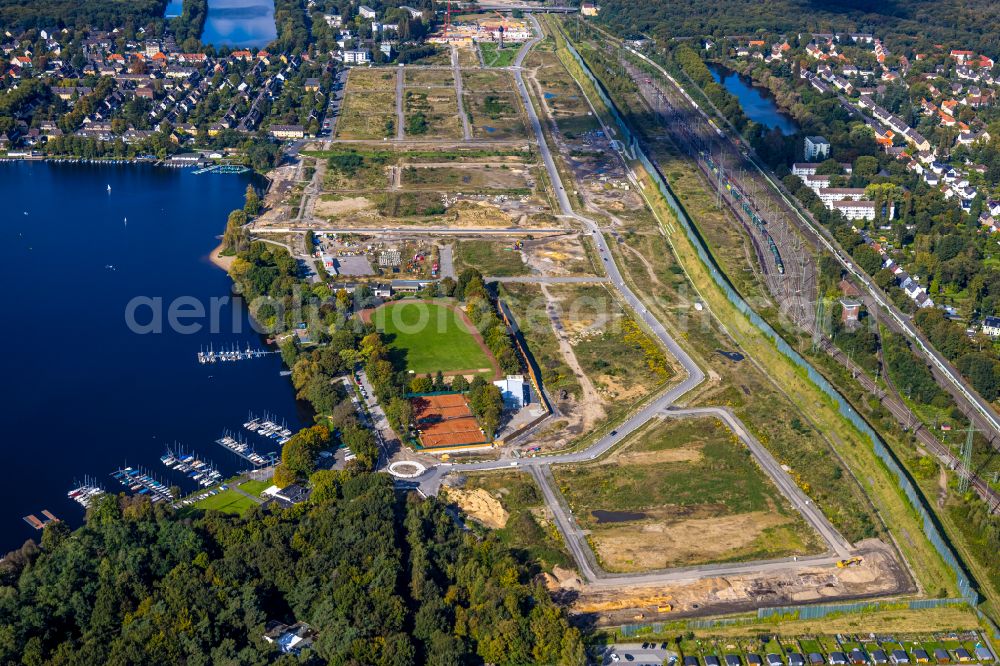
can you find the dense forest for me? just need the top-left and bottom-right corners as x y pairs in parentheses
(599, 0), (1000, 57)
(0, 0), (167, 31)
(0, 473), (585, 664)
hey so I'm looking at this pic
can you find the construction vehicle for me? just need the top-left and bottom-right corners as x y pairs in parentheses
(656, 604), (673, 613)
(836, 557), (863, 568)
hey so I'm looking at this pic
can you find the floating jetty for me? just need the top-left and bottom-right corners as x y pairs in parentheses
(197, 343), (278, 364)
(22, 510), (59, 530)
(192, 164), (251, 175)
(244, 412), (293, 444)
(68, 478), (106, 508)
(110, 467), (174, 502)
(161, 445), (223, 487)
(215, 431), (277, 467)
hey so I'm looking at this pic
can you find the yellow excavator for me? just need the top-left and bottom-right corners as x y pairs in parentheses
(837, 557), (863, 568)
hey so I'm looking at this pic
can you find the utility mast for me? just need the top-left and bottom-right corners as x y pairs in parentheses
(958, 421), (976, 494)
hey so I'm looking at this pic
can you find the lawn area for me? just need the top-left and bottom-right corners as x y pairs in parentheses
(454, 239), (530, 277)
(552, 415), (823, 571)
(480, 41), (519, 67)
(369, 300), (496, 375)
(238, 479), (271, 496)
(192, 489), (258, 515)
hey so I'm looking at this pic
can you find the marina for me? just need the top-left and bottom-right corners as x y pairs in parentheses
(244, 412), (293, 444)
(197, 344), (280, 364)
(216, 431), (278, 467)
(192, 164), (251, 175)
(160, 446), (223, 487)
(67, 478), (106, 508)
(110, 467), (174, 503)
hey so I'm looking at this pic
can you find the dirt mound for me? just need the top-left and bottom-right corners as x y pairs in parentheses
(445, 487), (509, 529)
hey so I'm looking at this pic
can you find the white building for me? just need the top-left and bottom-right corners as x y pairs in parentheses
(493, 375), (530, 410)
(342, 49), (371, 64)
(804, 135), (831, 161)
(818, 187), (867, 205)
(832, 199), (876, 220)
(358, 5), (377, 19)
(982, 316), (1000, 337)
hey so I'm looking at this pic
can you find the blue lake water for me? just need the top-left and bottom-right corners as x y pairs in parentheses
(201, 0), (277, 49)
(165, 0), (184, 18)
(708, 64), (799, 135)
(0, 162), (303, 551)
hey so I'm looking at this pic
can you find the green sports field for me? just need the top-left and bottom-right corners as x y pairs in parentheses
(370, 301), (496, 375)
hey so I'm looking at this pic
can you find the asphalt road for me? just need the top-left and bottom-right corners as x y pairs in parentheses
(404, 18), (856, 589)
(487, 275), (610, 283)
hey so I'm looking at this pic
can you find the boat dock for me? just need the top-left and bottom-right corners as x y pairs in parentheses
(192, 164), (251, 175)
(110, 467), (174, 502)
(215, 431), (277, 467)
(22, 510), (59, 530)
(68, 478), (106, 508)
(161, 445), (223, 487)
(197, 343), (279, 364)
(244, 412), (293, 444)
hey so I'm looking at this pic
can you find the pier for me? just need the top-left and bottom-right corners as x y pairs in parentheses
(161, 445), (223, 487)
(243, 412), (293, 444)
(110, 467), (174, 502)
(192, 164), (251, 175)
(22, 510), (59, 530)
(68, 478), (105, 508)
(197, 343), (279, 364)
(215, 431), (278, 467)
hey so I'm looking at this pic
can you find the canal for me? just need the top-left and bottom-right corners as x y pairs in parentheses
(708, 63), (799, 135)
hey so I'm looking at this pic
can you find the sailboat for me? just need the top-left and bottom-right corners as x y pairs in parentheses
(124, 217), (127, 227)
(107, 184), (111, 193)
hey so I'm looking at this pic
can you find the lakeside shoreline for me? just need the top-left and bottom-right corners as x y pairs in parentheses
(208, 240), (235, 272)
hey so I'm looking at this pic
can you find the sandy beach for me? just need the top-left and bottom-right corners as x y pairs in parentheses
(207, 240), (235, 272)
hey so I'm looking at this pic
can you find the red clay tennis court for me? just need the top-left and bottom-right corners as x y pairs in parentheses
(411, 394), (488, 448)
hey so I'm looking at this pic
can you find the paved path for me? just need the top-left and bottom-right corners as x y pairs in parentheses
(255, 226), (568, 234)
(396, 69), (405, 141)
(452, 45), (473, 141)
(406, 16), (859, 589)
(438, 243), (456, 279)
(488, 275), (610, 283)
(666, 406), (852, 557)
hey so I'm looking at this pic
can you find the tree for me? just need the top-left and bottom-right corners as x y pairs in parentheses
(386, 397), (414, 433)
(410, 376), (434, 393)
(451, 374), (469, 392)
(221, 209), (248, 252)
(279, 424), (331, 482)
(243, 184), (261, 216)
(852, 244), (883, 275)
(468, 382), (503, 438)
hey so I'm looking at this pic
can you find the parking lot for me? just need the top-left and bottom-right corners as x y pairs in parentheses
(597, 642), (675, 665)
(596, 632), (995, 666)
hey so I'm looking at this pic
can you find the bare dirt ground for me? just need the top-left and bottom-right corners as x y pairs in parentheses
(443, 487), (509, 529)
(590, 505), (803, 573)
(313, 196), (375, 217)
(255, 163), (302, 227)
(564, 540), (908, 625)
(522, 234), (598, 276)
(541, 282), (606, 431)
